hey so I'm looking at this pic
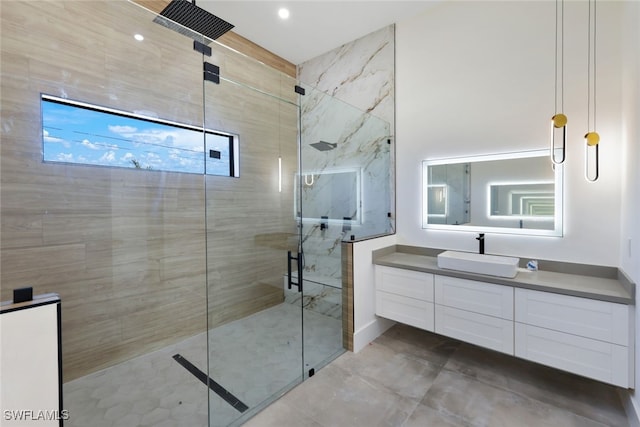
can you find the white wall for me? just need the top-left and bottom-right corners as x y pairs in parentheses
(619, 0), (640, 420)
(396, 1), (624, 265)
(351, 234), (396, 352)
(619, 1), (640, 299)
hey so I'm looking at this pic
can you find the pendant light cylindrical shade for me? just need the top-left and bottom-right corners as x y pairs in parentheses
(585, 137), (599, 182)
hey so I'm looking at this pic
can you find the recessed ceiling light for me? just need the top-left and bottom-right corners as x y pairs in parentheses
(278, 8), (290, 20)
(134, 34), (144, 41)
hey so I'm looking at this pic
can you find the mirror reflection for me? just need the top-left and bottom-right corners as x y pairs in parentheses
(298, 169), (361, 223)
(490, 182), (554, 217)
(422, 150), (563, 236)
(426, 163), (470, 225)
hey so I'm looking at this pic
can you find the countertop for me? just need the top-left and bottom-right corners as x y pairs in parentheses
(0, 292), (61, 314)
(373, 249), (634, 305)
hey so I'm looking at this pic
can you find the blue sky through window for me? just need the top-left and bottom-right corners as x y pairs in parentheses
(42, 95), (234, 176)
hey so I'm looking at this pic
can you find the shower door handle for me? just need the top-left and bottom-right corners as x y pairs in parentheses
(287, 251), (302, 292)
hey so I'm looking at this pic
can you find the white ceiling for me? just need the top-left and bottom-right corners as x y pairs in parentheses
(198, 1), (440, 65)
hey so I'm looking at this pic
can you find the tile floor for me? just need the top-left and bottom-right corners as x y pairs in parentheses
(64, 301), (342, 427)
(244, 323), (631, 427)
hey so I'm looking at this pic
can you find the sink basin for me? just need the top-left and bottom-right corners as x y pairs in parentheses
(437, 251), (520, 278)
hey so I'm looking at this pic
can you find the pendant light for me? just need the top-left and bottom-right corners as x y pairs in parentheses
(584, 0), (599, 182)
(550, 0), (567, 165)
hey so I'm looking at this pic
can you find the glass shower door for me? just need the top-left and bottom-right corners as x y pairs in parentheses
(297, 83), (393, 375)
(202, 49), (303, 426)
(199, 31), (393, 427)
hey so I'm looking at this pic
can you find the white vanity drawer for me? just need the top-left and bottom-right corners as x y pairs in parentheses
(515, 323), (629, 388)
(515, 288), (628, 345)
(435, 305), (514, 354)
(375, 266), (434, 301)
(435, 275), (513, 320)
(376, 291), (434, 331)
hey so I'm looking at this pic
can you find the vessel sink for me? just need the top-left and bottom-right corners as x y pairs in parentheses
(437, 251), (520, 278)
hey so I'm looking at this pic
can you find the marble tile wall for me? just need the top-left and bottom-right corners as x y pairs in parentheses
(298, 25), (395, 128)
(297, 25), (396, 288)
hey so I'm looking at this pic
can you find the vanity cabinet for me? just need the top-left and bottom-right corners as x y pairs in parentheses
(373, 262), (633, 388)
(434, 276), (514, 354)
(375, 266), (434, 331)
(514, 288), (631, 388)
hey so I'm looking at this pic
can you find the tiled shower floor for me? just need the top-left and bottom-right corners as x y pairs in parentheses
(63, 302), (342, 427)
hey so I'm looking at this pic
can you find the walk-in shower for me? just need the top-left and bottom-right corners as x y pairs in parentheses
(0, 1), (393, 426)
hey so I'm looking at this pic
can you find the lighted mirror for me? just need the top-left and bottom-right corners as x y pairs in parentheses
(422, 150), (563, 236)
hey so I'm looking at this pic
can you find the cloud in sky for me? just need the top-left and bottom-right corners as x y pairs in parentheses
(81, 139), (100, 150)
(121, 152), (135, 162)
(108, 125), (137, 134)
(56, 153), (74, 162)
(43, 129), (71, 148)
(110, 126), (204, 154)
(100, 151), (116, 163)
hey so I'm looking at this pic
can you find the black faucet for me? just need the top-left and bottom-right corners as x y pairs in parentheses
(476, 233), (485, 254)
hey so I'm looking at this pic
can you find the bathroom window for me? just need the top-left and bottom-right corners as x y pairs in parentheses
(41, 94), (239, 176)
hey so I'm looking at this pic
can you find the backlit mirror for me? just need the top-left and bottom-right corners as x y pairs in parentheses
(422, 150), (563, 236)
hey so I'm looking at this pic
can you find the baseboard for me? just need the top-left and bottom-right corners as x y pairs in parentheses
(620, 389), (640, 427)
(352, 317), (395, 353)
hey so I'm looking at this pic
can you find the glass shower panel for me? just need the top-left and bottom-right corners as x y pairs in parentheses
(203, 47), (303, 426)
(296, 83), (392, 373)
(298, 83), (393, 238)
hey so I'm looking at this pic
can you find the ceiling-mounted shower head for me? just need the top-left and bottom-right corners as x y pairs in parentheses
(310, 141), (338, 151)
(153, 0), (235, 44)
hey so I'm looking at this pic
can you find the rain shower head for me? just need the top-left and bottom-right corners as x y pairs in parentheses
(310, 141), (338, 152)
(153, 0), (234, 44)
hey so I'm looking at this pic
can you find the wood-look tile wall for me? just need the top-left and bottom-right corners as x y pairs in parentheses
(341, 242), (355, 352)
(1, 1), (298, 381)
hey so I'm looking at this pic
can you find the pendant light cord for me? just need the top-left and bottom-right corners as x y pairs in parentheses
(587, 0), (597, 132)
(554, 0), (565, 113)
(561, 0), (564, 112)
(554, 0), (558, 113)
(593, 0), (597, 131)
